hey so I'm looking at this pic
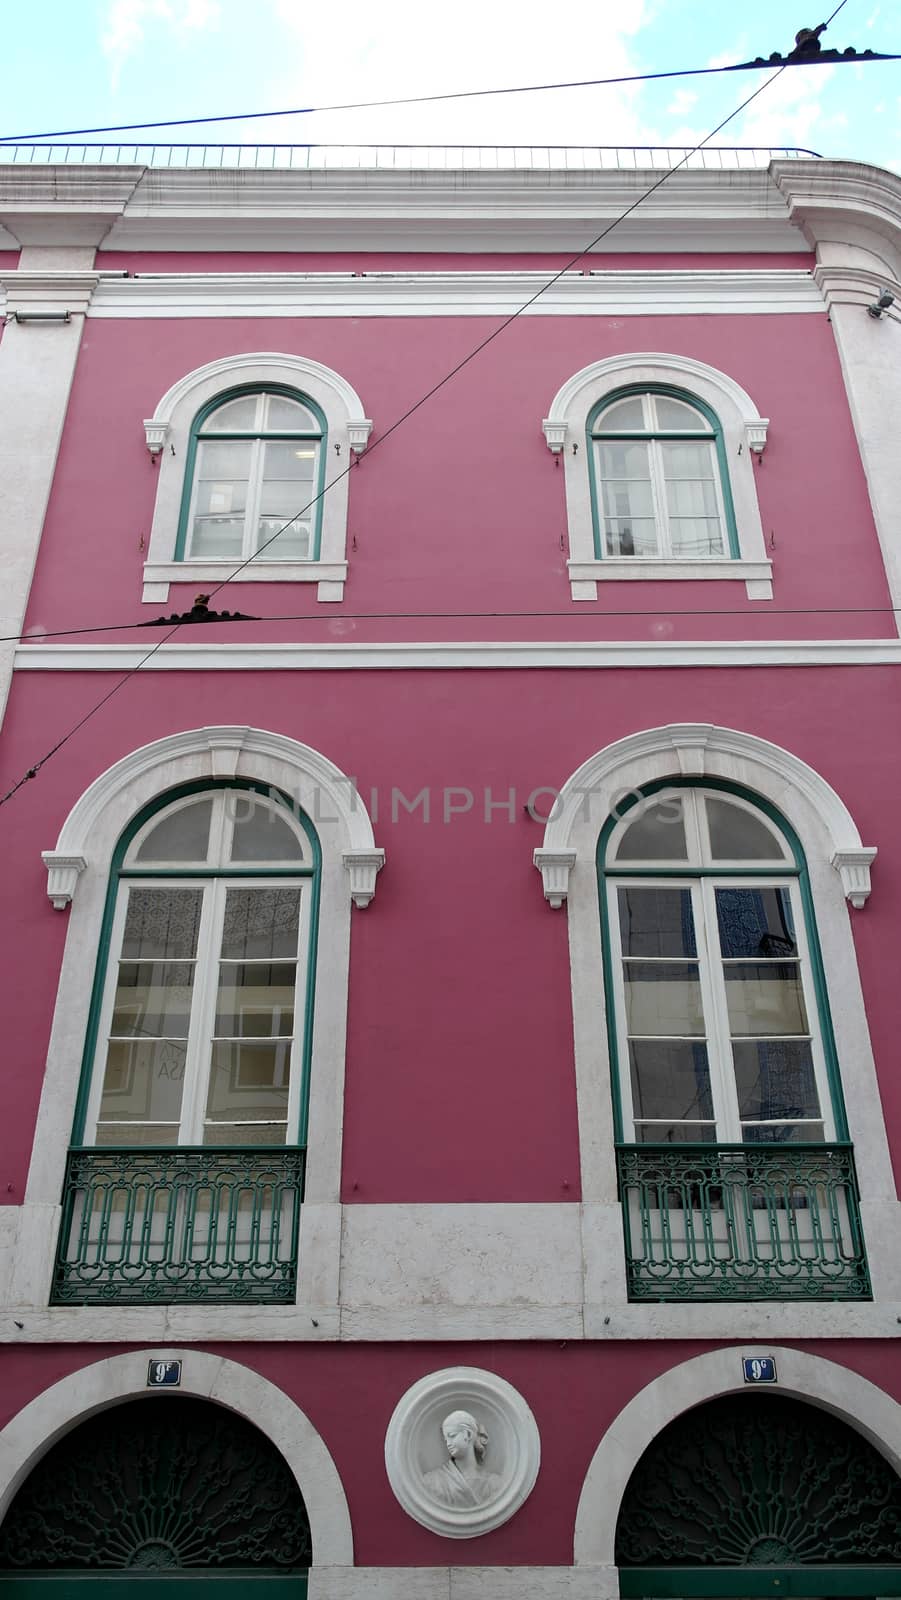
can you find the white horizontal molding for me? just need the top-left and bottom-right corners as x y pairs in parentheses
(567, 557), (773, 601)
(83, 269), (825, 320)
(142, 559), (349, 604)
(16, 638), (901, 670)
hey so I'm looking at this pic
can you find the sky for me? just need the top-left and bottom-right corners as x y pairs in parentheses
(0, 0), (899, 171)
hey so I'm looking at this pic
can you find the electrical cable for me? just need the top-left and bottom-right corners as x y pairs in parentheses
(0, 0), (862, 146)
(6, 603), (901, 646)
(0, 52), (820, 813)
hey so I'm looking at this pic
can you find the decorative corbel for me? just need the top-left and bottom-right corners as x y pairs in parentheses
(42, 852), (87, 909)
(746, 419), (769, 455)
(831, 847), (877, 908)
(143, 419), (169, 457)
(542, 420), (567, 454)
(533, 848), (576, 908)
(347, 420), (374, 454)
(343, 848), (386, 907)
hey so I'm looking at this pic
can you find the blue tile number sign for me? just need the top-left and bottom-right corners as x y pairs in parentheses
(743, 1356), (777, 1384)
(147, 1358), (182, 1387)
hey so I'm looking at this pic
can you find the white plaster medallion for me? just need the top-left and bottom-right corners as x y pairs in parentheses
(384, 1366), (540, 1538)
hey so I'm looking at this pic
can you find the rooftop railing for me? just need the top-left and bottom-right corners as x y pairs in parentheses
(0, 143), (822, 171)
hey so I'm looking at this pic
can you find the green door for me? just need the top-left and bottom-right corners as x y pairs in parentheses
(0, 1397), (311, 1595)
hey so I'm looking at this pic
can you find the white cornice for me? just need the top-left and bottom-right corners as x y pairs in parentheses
(14, 639), (901, 670)
(74, 268), (825, 319)
(0, 270), (100, 315)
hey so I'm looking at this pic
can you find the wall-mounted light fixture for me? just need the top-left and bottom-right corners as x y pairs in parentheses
(13, 309), (71, 323)
(867, 289), (896, 319)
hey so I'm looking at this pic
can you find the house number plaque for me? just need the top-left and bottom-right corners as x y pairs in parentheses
(147, 1359), (182, 1387)
(742, 1356), (777, 1384)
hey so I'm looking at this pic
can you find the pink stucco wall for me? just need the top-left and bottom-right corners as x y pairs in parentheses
(2, 664), (899, 1201)
(21, 306), (893, 641)
(0, 1336), (897, 1565)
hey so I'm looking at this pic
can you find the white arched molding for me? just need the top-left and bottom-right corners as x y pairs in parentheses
(0, 1349), (354, 1571)
(141, 352), (373, 604)
(542, 352), (772, 601)
(19, 727), (383, 1322)
(574, 1345), (901, 1578)
(532, 724), (898, 1318)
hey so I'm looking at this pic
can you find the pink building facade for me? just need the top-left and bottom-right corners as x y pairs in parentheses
(1, 153), (901, 1595)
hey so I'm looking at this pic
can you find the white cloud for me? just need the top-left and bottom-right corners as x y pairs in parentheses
(258, 0), (657, 150)
(667, 88), (698, 117)
(102, 0), (220, 84)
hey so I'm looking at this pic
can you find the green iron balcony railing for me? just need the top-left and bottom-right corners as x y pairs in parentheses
(616, 1142), (869, 1302)
(52, 1146), (305, 1305)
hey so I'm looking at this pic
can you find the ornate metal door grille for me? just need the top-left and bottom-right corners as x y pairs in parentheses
(0, 1396), (312, 1577)
(616, 1393), (901, 1593)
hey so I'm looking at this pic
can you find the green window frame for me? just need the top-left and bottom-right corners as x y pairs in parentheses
(587, 384), (740, 562)
(70, 779), (322, 1151)
(597, 778), (846, 1147)
(174, 384), (328, 564)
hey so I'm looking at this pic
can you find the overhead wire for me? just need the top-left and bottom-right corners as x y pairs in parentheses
(0, 38), (847, 812)
(0, 0), (864, 145)
(7, 602), (901, 647)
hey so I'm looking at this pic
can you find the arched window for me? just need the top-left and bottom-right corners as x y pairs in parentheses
(53, 780), (321, 1306)
(590, 387), (735, 562)
(178, 386), (326, 564)
(597, 781), (868, 1301)
(80, 782), (319, 1151)
(542, 353), (772, 600)
(141, 353), (372, 603)
(600, 784), (834, 1147)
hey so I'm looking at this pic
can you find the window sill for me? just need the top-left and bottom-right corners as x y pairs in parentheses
(142, 560), (349, 604)
(567, 558), (773, 601)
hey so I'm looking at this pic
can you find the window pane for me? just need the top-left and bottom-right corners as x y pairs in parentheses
(669, 518), (725, 557)
(624, 962), (705, 1035)
(134, 798), (213, 864)
(220, 887), (301, 960)
(229, 800), (305, 861)
(97, 1040), (187, 1126)
(724, 962), (809, 1035)
(110, 961), (194, 1037)
(189, 439), (252, 557)
(614, 799), (688, 862)
(203, 395), (260, 432)
(594, 396), (646, 432)
(120, 889), (203, 961)
(598, 440), (652, 485)
(214, 962), (296, 1037)
(742, 1122), (824, 1144)
(263, 395), (319, 431)
(617, 886), (697, 957)
(716, 887), (797, 959)
(629, 1040), (713, 1121)
(654, 396), (711, 430)
(203, 1123), (288, 1147)
(707, 801), (787, 863)
(733, 1039), (820, 1120)
(95, 1123), (180, 1147)
(261, 441), (318, 485)
(634, 1122), (717, 1144)
(254, 515), (311, 559)
(661, 441), (717, 482)
(205, 1041), (291, 1122)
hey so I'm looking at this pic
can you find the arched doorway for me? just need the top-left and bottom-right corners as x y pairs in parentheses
(616, 1393), (901, 1597)
(0, 1395), (312, 1596)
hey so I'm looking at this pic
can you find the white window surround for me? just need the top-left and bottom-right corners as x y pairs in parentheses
(542, 353), (773, 601)
(0, 1349), (354, 1567)
(141, 353), (373, 604)
(574, 1343), (901, 1576)
(532, 723), (900, 1307)
(22, 726), (384, 1316)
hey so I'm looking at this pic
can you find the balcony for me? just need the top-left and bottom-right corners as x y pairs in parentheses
(616, 1143), (869, 1301)
(52, 1146), (304, 1305)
